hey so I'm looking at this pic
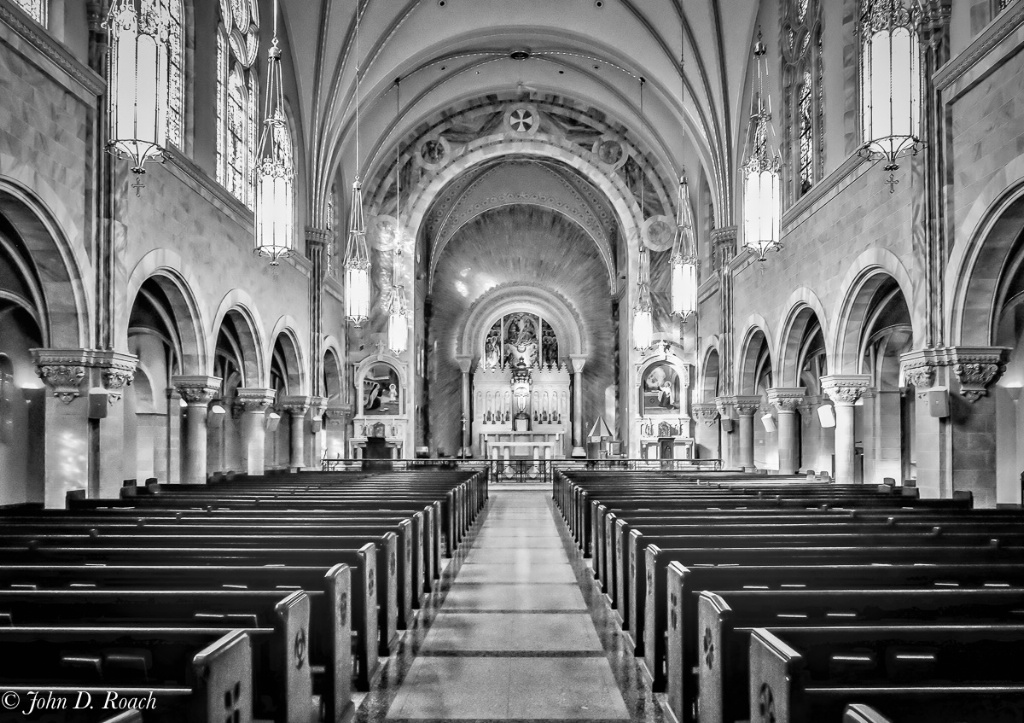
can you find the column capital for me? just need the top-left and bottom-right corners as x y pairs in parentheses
(172, 375), (222, 406)
(234, 388), (277, 413)
(305, 226), (332, 246)
(455, 355), (474, 374)
(820, 374), (872, 406)
(568, 354), (588, 374)
(309, 396), (328, 418)
(900, 346), (1009, 402)
(279, 395), (313, 415)
(766, 387), (806, 413)
(32, 349), (138, 405)
(691, 402), (720, 427)
(714, 396), (734, 417)
(726, 395), (763, 417)
(324, 404), (352, 429)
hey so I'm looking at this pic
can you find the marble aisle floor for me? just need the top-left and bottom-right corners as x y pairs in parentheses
(352, 488), (667, 723)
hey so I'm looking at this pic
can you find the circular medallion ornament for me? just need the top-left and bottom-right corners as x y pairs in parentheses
(593, 136), (627, 169)
(642, 215), (675, 252)
(416, 135), (450, 171)
(505, 105), (538, 134)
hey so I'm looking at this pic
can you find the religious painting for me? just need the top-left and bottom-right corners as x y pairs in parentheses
(483, 321), (502, 369)
(640, 361), (681, 416)
(504, 313), (538, 368)
(362, 363), (400, 416)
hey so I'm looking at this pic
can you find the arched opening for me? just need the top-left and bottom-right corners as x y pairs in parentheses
(125, 278), (186, 484)
(267, 332), (302, 471)
(322, 347), (345, 461)
(739, 328), (773, 469)
(702, 348), (721, 402)
(210, 309), (261, 474)
(991, 226), (1024, 505)
(781, 306), (829, 473)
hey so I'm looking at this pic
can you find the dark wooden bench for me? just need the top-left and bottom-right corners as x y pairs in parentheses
(749, 625), (1024, 723)
(0, 627), (253, 723)
(696, 588), (1024, 723)
(0, 588), (319, 723)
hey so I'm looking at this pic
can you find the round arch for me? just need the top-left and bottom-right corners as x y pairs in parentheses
(0, 178), (91, 348)
(700, 341), (722, 403)
(209, 291), (266, 387)
(830, 248), (915, 374)
(457, 283), (587, 364)
(947, 160), (1024, 346)
(268, 316), (307, 395)
(126, 250), (208, 373)
(776, 288), (829, 387)
(736, 315), (774, 395)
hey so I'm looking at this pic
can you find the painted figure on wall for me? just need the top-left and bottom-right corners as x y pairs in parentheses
(641, 361), (681, 415)
(363, 363), (400, 416)
(504, 314), (538, 368)
(541, 320), (558, 367)
(483, 322), (502, 369)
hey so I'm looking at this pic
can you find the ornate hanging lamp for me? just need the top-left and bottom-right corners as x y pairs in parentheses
(633, 247), (655, 351)
(859, 0), (922, 192)
(670, 174), (698, 318)
(741, 31), (782, 262)
(105, 0), (172, 190)
(344, 9), (370, 325)
(253, 0), (294, 264)
(387, 78), (409, 355)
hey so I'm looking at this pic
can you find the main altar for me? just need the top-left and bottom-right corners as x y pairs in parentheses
(471, 313), (571, 459)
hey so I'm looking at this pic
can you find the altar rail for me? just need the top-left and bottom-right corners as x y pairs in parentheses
(319, 457), (722, 482)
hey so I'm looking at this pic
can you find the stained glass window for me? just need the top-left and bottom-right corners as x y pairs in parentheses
(215, 0), (259, 207)
(781, 0), (823, 204)
(13, 0), (46, 25)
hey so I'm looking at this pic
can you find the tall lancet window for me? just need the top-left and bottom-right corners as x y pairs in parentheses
(216, 0), (259, 207)
(781, 0), (824, 203)
(13, 0), (46, 25)
(164, 0), (184, 148)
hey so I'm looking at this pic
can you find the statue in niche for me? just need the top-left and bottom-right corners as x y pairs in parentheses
(541, 321), (559, 367)
(503, 314), (538, 368)
(483, 324), (502, 370)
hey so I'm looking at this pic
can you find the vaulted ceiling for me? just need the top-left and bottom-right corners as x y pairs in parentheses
(275, 0), (763, 228)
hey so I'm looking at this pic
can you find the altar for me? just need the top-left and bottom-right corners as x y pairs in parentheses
(481, 431), (564, 461)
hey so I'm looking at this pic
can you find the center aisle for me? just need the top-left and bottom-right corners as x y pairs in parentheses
(383, 488), (633, 721)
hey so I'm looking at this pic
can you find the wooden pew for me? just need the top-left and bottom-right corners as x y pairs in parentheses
(749, 625), (1024, 723)
(640, 540), (1024, 689)
(696, 588), (1024, 723)
(660, 560), (1024, 723)
(0, 535), (399, 661)
(844, 703), (892, 723)
(0, 627), (253, 723)
(0, 559), (373, 698)
(0, 589), (317, 723)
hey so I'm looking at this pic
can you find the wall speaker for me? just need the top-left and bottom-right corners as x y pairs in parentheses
(311, 418), (323, 434)
(928, 388), (949, 418)
(817, 404), (836, 428)
(761, 413), (776, 432)
(88, 389), (108, 419)
(265, 412), (282, 433)
(208, 404), (227, 428)
(721, 417), (734, 433)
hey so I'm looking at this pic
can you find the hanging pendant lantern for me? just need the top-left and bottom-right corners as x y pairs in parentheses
(344, 178), (371, 325)
(633, 247), (654, 351)
(106, 0), (172, 184)
(254, 3), (293, 264)
(859, 0), (922, 192)
(670, 175), (699, 318)
(742, 33), (782, 262)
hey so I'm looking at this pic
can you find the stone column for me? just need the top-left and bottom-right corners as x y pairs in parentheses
(172, 376), (221, 485)
(455, 355), (474, 456)
(715, 397), (735, 469)
(821, 375), (872, 484)
(569, 355), (588, 457)
(309, 396), (327, 468)
(691, 403), (720, 462)
(767, 388), (806, 474)
(730, 396), (762, 471)
(234, 388), (277, 476)
(280, 395), (312, 471)
(32, 349), (138, 507)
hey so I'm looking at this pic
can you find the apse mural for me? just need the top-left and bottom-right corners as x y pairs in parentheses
(363, 363), (400, 416)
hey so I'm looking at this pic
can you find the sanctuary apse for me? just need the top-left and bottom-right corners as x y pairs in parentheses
(0, 0), (1023, 511)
